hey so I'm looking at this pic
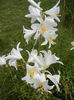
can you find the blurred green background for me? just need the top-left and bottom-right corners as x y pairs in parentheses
(0, 0), (74, 100)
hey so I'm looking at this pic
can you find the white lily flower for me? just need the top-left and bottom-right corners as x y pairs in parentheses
(0, 55), (6, 66)
(27, 50), (63, 71)
(31, 17), (58, 44)
(41, 31), (58, 48)
(27, 50), (43, 69)
(28, 0), (43, 11)
(23, 26), (36, 43)
(25, 5), (42, 23)
(38, 50), (63, 69)
(8, 60), (17, 70)
(47, 71), (60, 91)
(22, 64), (41, 84)
(32, 73), (54, 93)
(31, 17), (58, 33)
(71, 41), (74, 50)
(45, 0), (60, 22)
(6, 42), (22, 60)
(27, 49), (38, 62)
(6, 42), (23, 69)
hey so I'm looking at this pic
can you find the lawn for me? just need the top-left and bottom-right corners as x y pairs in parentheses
(0, 0), (74, 100)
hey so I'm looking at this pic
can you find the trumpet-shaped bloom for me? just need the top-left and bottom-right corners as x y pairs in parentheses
(0, 55), (6, 66)
(31, 17), (58, 46)
(23, 26), (36, 43)
(31, 17), (58, 33)
(45, 0), (60, 22)
(6, 42), (23, 69)
(47, 71), (60, 91)
(28, 0), (43, 11)
(25, 5), (42, 23)
(27, 50), (43, 69)
(27, 50), (63, 71)
(6, 42), (23, 60)
(22, 64), (41, 84)
(31, 73), (54, 93)
(41, 31), (58, 48)
(71, 41), (74, 50)
(8, 60), (17, 70)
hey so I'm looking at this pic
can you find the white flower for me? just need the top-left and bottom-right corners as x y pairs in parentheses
(28, 0), (43, 11)
(45, 0), (60, 22)
(31, 17), (58, 33)
(27, 50), (63, 71)
(31, 17), (58, 46)
(27, 49), (38, 62)
(41, 31), (58, 48)
(22, 64), (41, 84)
(47, 71), (60, 91)
(6, 42), (23, 60)
(0, 55), (6, 66)
(8, 60), (17, 70)
(27, 50), (43, 69)
(71, 41), (74, 50)
(39, 50), (63, 69)
(23, 26), (36, 43)
(31, 73), (54, 93)
(6, 42), (23, 69)
(25, 5), (42, 23)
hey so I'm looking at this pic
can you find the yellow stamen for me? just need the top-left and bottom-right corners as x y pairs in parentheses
(56, 14), (61, 16)
(49, 37), (53, 42)
(39, 83), (43, 88)
(29, 70), (34, 77)
(42, 25), (46, 33)
(16, 61), (18, 65)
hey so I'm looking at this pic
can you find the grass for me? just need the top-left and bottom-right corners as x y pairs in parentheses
(0, 0), (74, 100)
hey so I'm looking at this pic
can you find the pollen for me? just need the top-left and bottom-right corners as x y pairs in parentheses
(16, 61), (18, 65)
(56, 14), (61, 16)
(49, 36), (53, 42)
(42, 25), (46, 33)
(29, 70), (34, 77)
(39, 83), (43, 88)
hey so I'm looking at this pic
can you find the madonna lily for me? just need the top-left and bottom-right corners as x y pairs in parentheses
(31, 17), (58, 41)
(28, 0), (43, 11)
(0, 55), (6, 66)
(27, 50), (43, 68)
(23, 26), (36, 43)
(41, 31), (58, 48)
(45, 0), (60, 22)
(31, 73), (54, 93)
(6, 42), (22, 60)
(39, 50), (63, 69)
(6, 42), (23, 69)
(27, 49), (38, 62)
(47, 71), (60, 91)
(33, 50), (63, 70)
(31, 17), (58, 34)
(27, 50), (63, 71)
(25, 5), (42, 23)
(71, 41), (74, 50)
(22, 64), (41, 84)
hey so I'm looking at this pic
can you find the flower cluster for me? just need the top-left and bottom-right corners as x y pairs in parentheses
(23, 0), (61, 48)
(0, 0), (65, 93)
(22, 49), (63, 93)
(0, 42), (23, 70)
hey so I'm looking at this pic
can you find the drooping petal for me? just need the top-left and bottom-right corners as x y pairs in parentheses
(47, 71), (60, 91)
(28, 0), (43, 10)
(41, 39), (48, 45)
(23, 26), (36, 43)
(0, 55), (6, 66)
(8, 60), (17, 70)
